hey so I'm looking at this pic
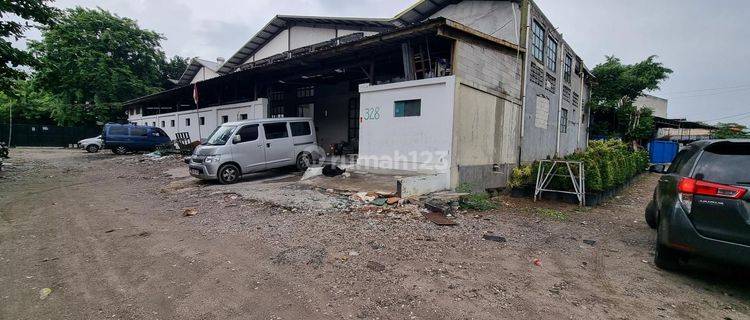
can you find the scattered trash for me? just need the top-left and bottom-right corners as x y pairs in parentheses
(482, 234), (507, 243)
(386, 197), (401, 205)
(424, 211), (457, 226)
(424, 201), (453, 216)
(583, 239), (597, 246)
(366, 261), (386, 272)
(39, 287), (52, 300)
(322, 164), (345, 177)
(301, 166), (324, 180)
(348, 250), (360, 256)
(104, 229), (116, 233)
(341, 172), (351, 178)
(183, 208), (198, 217)
(532, 258), (542, 267)
(370, 198), (387, 206)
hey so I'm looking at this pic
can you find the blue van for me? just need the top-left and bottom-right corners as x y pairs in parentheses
(102, 123), (171, 155)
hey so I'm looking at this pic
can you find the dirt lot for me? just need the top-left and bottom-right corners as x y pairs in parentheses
(1, 148), (749, 320)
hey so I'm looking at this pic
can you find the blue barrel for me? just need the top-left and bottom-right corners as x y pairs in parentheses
(648, 140), (679, 164)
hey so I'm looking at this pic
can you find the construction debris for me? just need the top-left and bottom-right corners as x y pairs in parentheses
(423, 211), (457, 226)
(482, 234), (507, 243)
(322, 164), (346, 177)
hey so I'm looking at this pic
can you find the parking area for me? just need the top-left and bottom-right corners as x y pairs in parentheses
(1, 148), (749, 319)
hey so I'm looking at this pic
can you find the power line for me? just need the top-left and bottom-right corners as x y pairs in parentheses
(698, 110), (750, 123)
(663, 83), (750, 95)
(668, 86), (750, 99)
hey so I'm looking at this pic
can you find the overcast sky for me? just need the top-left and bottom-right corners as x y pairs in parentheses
(16, 0), (750, 126)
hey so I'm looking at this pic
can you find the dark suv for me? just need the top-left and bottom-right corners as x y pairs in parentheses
(646, 139), (750, 270)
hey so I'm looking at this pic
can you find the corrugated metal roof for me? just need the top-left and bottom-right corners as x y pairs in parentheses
(216, 15), (395, 74)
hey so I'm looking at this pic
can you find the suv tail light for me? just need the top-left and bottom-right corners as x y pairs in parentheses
(677, 177), (748, 212)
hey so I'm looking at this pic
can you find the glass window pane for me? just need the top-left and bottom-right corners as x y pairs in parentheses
(394, 100), (421, 117)
(263, 122), (289, 140)
(236, 125), (259, 143)
(290, 122), (311, 136)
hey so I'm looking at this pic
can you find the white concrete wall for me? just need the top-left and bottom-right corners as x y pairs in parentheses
(254, 29), (290, 61)
(290, 26), (335, 49)
(128, 99), (268, 141)
(431, 0), (521, 44)
(357, 76), (456, 187)
(190, 66), (219, 84)
(634, 94), (668, 118)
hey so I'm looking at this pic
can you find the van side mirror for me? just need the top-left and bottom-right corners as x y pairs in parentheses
(232, 135), (241, 143)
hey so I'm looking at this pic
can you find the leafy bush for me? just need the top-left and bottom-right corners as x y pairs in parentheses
(510, 139), (647, 193)
(456, 183), (497, 211)
(508, 165), (533, 189)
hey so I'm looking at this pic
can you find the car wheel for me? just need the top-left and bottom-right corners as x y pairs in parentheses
(645, 200), (658, 229)
(218, 164), (241, 184)
(296, 152), (312, 171)
(112, 145), (128, 155)
(86, 144), (100, 153)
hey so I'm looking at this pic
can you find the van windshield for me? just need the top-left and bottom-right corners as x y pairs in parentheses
(205, 126), (237, 145)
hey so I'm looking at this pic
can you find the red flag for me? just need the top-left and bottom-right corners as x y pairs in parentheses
(193, 84), (199, 106)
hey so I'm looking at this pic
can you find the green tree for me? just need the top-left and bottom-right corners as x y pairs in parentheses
(160, 55), (188, 89)
(713, 123), (750, 139)
(588, 56), (672, 142)
(28, 7), (166, 125)
(0, 0), (58, 89)
(0, 79), (62, 124)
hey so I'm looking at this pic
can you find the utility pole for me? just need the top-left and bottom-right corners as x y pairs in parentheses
(7, 102), (12, 146)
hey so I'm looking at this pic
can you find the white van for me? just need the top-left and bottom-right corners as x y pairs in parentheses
(188, 117), (320, 184)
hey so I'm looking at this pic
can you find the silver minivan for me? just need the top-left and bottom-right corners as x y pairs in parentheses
(188, 117), (319, 184)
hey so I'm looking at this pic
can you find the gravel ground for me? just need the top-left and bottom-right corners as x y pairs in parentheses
(1, 147), (749, 320)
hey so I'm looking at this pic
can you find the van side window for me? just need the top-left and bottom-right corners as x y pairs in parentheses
(290, 122), (311, 136)
(131, 127), (148, 136)
(263, 122), (289, 140)
(109, 126), (128, 135)
(236, 125), (258, 143)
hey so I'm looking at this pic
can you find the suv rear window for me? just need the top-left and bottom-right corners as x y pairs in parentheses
(693, 142), (750, 185)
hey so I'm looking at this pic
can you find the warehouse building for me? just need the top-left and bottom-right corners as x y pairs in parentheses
(123, 0), (592, 192)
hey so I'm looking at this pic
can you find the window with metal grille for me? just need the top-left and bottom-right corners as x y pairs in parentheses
(546, 73), (556, 94)
(547, 37), (558, 71)
(240, 114), (248, 120)
(170, 120), (175, 127)
(270, 91), (285, 101)
(185, 118), (191, 126)
(297, 86), (315, 98)
(563, 86), (571, 103)
(564, 54), (572, 83)
(531, 20), (545, 62)
(560, 108), (569, 133)
(199, 117), (205, 125)
(221, 115), (229, 123)
(270, 105), (285, 118)
(530, 63), (544, 87)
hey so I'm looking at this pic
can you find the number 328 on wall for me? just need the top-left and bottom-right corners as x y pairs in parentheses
(362, 107), (381, 121)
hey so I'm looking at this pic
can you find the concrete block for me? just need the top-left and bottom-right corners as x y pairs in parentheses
(397, 173), (449, 198)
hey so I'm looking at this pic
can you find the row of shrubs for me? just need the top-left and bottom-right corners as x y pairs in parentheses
(509, 140), (649, 193)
